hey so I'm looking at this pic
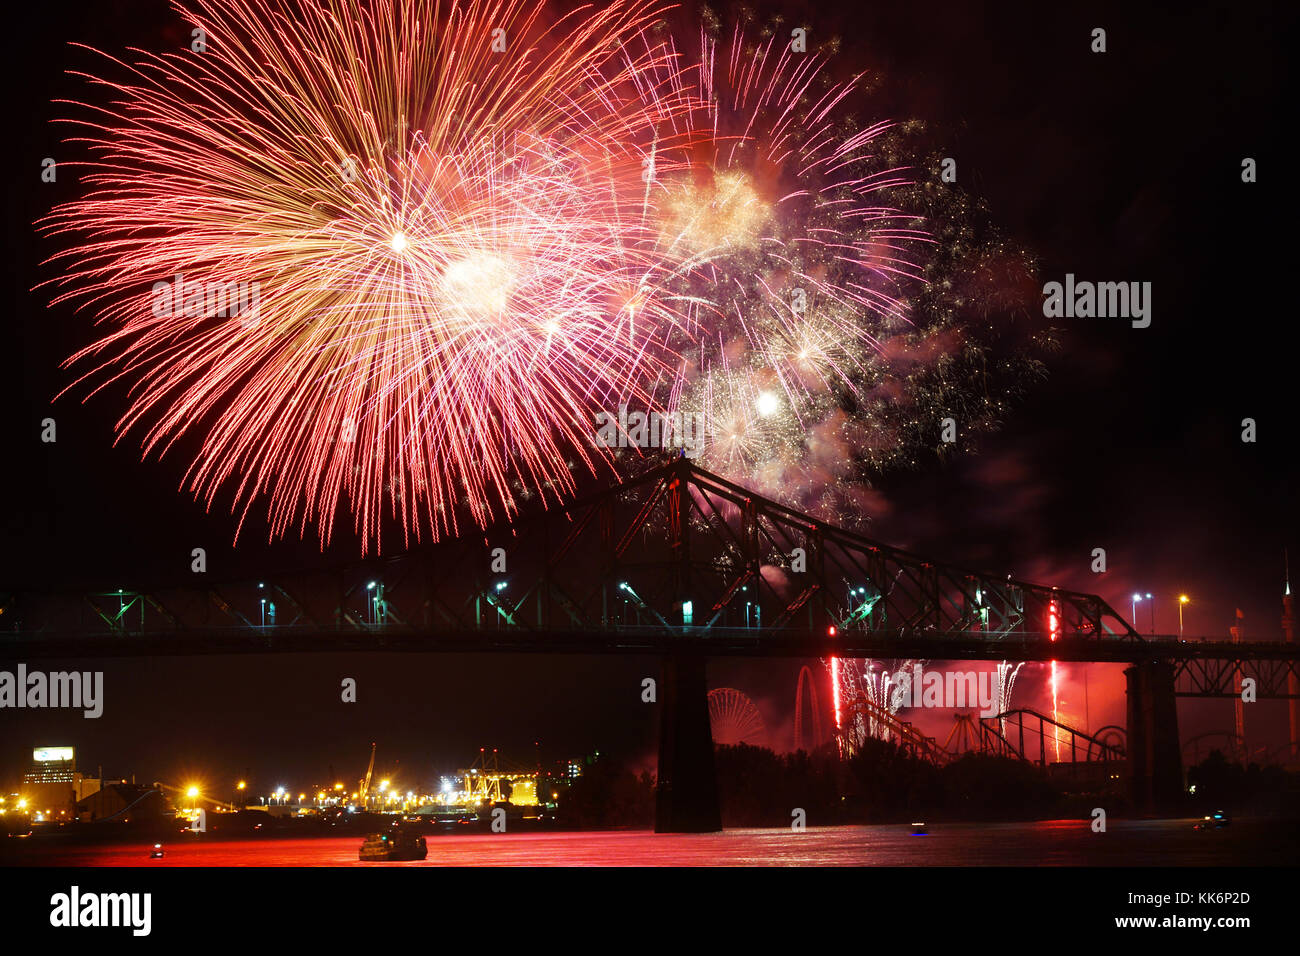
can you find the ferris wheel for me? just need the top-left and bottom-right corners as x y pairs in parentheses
(708, 688), (767, 746)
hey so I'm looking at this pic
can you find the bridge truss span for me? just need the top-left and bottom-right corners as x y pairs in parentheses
(0, 458), (1142, 658)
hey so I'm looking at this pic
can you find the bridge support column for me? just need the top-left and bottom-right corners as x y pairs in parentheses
(655, 652), (721, 833)
(1125, 661), (1183, 811)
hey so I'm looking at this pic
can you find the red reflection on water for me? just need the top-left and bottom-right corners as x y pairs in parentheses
(5, 820), (1290, 867)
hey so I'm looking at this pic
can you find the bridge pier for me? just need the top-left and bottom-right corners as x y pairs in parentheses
(655, 652), (721, 833)
(1125, 661), (1183, 811)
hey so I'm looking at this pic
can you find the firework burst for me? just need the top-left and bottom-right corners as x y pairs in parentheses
(634, 19), (937, 504)
(42, 0), (1046, 551)
(632, 16), (1046, 528)
(40, 0), (698, 550)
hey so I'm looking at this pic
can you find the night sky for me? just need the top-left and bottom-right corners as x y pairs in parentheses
(1, 0), (1295, 792)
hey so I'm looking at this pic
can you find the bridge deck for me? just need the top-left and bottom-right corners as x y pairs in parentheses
(0, 625), (1294, 667)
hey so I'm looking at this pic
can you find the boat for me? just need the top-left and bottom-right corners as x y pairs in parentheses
(358, 830), (427, 862)
(1194, 810), (1231, 831)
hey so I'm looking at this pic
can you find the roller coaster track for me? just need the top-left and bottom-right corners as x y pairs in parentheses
(840, 703), (1126, 767)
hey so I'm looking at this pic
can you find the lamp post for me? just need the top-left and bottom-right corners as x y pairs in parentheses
(1179, 594), (1189, 638)
(1132, 593), (1142, 630)
(493, 580), (506, 628)
(1146, 593), (1154, 635)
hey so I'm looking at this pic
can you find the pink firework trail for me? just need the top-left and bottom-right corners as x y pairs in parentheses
(39, 0), (701, 551)
(40, 0), (942, 552)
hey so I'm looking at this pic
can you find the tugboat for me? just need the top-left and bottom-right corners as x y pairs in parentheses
(358, 830), (428, 862)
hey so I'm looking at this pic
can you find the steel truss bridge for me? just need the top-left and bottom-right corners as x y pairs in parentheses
(2, 457), (1296, 827)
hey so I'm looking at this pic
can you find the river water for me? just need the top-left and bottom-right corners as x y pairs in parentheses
(8, 818), (1297, 866)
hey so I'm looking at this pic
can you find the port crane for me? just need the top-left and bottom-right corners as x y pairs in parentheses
(359, 742), (376, 806)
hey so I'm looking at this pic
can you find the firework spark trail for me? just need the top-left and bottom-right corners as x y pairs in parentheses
(42, 1), (1040, 553)
(830, 657), (924, 751)
(655, 26), (932, 367)
(40, 0), (702, 551)
(830, 655), (842, 735)
(1049, 598), (1062, 760)
(995, 660), (1024, 735)
(631, 23), (938, 508)
(1051, 660), (1061, 761)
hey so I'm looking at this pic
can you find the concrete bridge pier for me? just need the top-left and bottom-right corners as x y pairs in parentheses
(1125, 660), (1183, 811)
(655, 651), (721, 832)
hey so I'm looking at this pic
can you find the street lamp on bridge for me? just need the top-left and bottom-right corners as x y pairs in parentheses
(1179, 594), (1190, 638)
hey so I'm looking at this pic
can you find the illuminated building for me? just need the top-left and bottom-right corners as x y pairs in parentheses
(557, 754), (597, 781)
(21, 747), (102, 819)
